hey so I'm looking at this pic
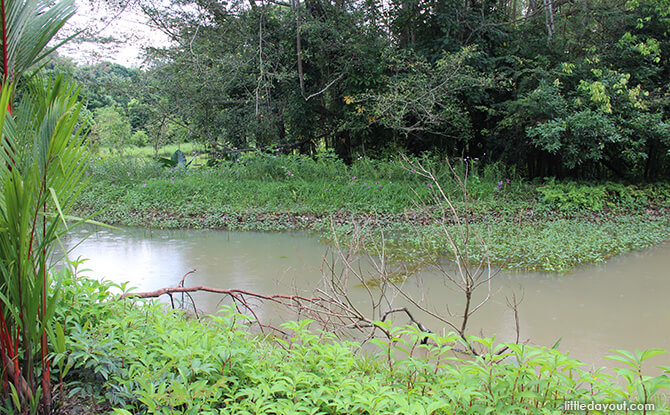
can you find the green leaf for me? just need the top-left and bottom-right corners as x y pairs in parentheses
(48, 187), (67, 227)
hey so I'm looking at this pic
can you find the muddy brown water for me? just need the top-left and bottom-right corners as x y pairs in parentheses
(65, 227), (670, 370)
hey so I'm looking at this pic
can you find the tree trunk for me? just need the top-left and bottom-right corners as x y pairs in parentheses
(293, 0), (305, 95)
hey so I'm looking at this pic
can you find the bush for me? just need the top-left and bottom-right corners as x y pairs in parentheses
(131, 130), (149, 147)
(536, 180), (670, 212)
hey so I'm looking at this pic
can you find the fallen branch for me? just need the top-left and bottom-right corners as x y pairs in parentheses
(118, 284), (442, 344)
(122, 285), (323, 303)
(119, 285), (354, 333)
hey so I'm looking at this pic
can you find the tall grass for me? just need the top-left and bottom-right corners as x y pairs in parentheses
(79, 153), (526, 216)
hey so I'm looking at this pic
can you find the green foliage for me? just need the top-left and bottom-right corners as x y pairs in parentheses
(332, 214), (670, 273)
(54, 275), (670, 414)
(90, 106), (132, 152)
(0, 76), (90, 411)
(494, 0), (670, 179)
(61, 61), (140, 111)
(477, 216), (669, 272)
(131, 130), (149, 147)
(75, 154), (669, 272)
(522, 63), (669, 176)
(353, 46), (493, 152)
(536, 181), (669, 212)
(1, 0), (76, 85)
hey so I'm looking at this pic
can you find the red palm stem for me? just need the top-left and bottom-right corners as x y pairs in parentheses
(1, 0), (7, 83)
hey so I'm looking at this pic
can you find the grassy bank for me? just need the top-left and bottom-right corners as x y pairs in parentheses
(52, 275), (670, 414)
(75, 153), (670, 272)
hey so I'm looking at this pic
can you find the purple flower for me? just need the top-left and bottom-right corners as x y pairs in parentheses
(474, 158), (479, 161)
(498, 181), (503, 185)
(111, 183), (115, 186)
(427, 183), (432, 187)
(506, 179), (511, 184)
(351, 176), (356, 180)
(324, 188), (328, 192)
(411, 169), (416, 173)
(171, 180), (174, 184)
(142, 183), (147, 187)
(389, 180), (392, 184)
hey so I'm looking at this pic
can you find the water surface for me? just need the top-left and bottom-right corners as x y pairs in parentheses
(65, 227), (670, 369)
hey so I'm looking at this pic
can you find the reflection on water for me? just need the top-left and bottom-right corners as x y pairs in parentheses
(65, 226), (670, 369)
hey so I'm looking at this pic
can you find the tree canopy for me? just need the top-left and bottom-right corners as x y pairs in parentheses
(72, 0), (670, 179)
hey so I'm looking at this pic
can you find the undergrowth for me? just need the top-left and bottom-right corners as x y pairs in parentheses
(52, 275), (670, 414)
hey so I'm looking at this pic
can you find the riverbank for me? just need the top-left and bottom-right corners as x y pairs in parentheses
(53, 275), (670, 414)
(60, 154), (670, 413)
(74, 154), (670, 272)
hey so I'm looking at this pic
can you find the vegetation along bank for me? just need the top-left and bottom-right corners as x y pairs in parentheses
(75, 153), (670, 273)
(50, 274), (670, 414)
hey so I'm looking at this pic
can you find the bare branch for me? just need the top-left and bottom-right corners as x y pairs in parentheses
(305, 74), (344, 101)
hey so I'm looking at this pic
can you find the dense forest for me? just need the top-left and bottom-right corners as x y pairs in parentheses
(53, 0), (669, 180)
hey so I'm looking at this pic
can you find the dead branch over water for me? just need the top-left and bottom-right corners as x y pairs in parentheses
(120, 157), (522, 354)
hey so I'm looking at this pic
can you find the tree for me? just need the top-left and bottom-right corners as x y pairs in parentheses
(90, 105), (132, 152)
(140, 0), (390, 160)
(352, 46), (494, 155)
(489, 0), (670, 178)
(127, 0), (669, 178)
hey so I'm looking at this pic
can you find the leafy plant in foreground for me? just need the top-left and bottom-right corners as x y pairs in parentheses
(52, 275), (670, 414)
(0, 77), (90, 413)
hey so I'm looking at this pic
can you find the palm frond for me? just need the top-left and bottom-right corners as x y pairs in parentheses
(0, 76), (91, 409)
(3, 0), (76, 83)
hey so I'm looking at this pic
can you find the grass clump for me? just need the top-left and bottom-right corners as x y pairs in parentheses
(53, 274), (670, 414)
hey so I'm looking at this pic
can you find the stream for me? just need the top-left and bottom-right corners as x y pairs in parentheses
(65, 226), (670, 370)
